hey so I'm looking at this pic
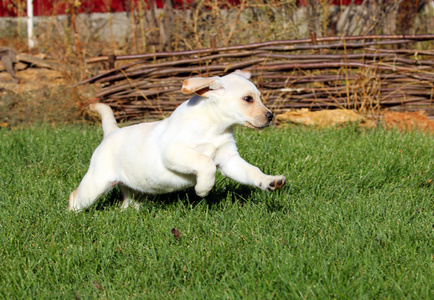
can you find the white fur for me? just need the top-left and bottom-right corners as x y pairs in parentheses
(69, 70), (286, 211)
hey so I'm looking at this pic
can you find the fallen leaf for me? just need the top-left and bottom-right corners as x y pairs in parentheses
(171, 228), (181, 241)
(375, 238), (386, 247)
(93, 281), (103, 291)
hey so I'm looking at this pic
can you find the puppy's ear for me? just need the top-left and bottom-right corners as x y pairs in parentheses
(182, 76), (224, 97)
(232, 69), (251, 79)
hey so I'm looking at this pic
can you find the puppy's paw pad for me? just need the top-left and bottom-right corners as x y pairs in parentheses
(267, 176), (286, 191)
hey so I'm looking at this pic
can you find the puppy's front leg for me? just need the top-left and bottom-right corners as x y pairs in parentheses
(164, 145), (216, 197)
(217, 150), (285, 191)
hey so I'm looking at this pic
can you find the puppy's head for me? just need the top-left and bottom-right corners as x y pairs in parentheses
(182, 70), (273, 129)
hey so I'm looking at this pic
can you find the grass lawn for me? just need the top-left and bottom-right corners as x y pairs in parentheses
(0, 124), (433, 298)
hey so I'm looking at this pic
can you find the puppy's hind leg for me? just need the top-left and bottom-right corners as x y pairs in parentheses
(68, 172), (114, 212)
(119, 185), (142, 211)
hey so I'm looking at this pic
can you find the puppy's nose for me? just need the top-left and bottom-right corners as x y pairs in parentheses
(265, 111), (274, 122)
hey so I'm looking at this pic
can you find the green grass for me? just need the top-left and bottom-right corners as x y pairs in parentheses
(0, 124), (433, 298)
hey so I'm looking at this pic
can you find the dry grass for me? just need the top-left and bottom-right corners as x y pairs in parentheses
(0, 1), (433, 126)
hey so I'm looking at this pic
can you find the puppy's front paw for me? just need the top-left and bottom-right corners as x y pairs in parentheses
(265, 175), (286, 191)
(195, 184), (213, 198)
(195, 189), (210, 198)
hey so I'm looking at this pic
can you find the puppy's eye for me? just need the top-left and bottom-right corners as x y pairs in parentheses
(243, 96), (253, 103)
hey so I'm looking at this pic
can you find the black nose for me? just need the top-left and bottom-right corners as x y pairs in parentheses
(265, 111), (274, 122)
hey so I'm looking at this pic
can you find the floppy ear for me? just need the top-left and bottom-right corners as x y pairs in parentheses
(232, 69), (251, 79)
(182, 76), (224, 97)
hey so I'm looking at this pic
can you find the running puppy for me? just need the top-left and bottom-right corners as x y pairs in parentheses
(69, 70), (285, 211)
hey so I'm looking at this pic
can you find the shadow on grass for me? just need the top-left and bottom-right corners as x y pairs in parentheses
(92, 182), (260, 212)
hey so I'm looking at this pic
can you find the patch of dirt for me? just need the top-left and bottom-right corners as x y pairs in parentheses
(0, 67), (65, 93)
(0, 53), (87, 127)
(277, 108), (434, 134)
(277, 108), (377, 129)
(383, 111), (434, 133)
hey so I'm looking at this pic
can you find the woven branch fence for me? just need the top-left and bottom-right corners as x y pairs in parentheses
(81, 34), (434, 122)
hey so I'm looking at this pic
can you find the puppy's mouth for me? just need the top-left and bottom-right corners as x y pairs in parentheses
(244, 121), (270, 130)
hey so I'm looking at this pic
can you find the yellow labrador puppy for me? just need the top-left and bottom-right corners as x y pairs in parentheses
(69, 70), (285, 211)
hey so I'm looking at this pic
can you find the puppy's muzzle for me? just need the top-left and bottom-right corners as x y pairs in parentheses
(247, 111), (274, 130)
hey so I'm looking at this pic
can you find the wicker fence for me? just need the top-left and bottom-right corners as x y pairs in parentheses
(80, 34), (434, 122)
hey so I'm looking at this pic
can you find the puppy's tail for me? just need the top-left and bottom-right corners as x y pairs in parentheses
(89, 103), (119, 138)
